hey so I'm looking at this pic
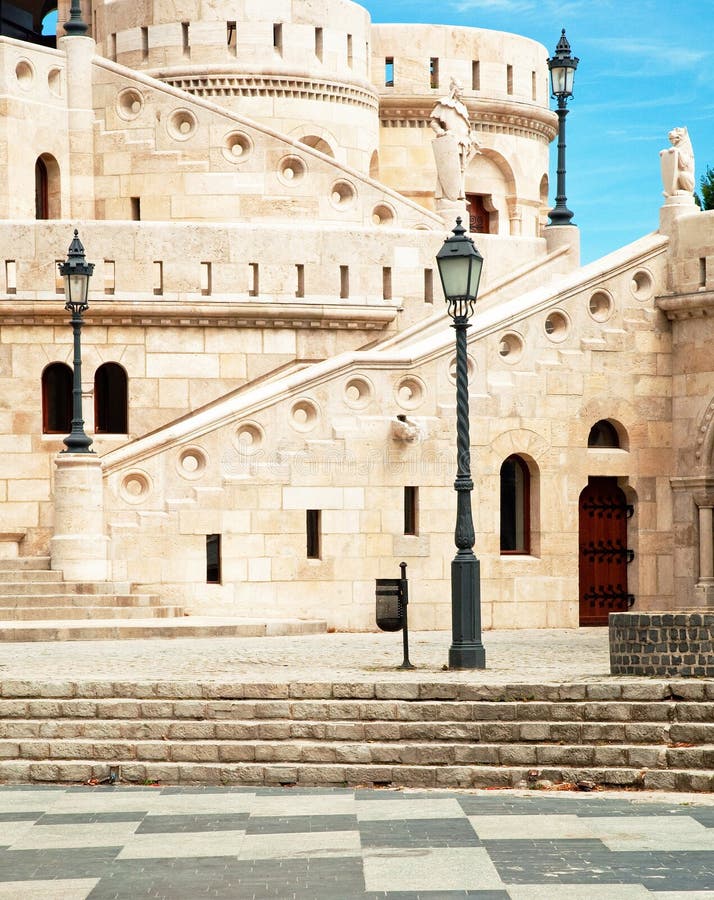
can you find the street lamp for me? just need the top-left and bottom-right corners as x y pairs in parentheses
(58, 229), (95, 454)
(436, 217), (486, 670)
(64, 0), (89, 36)
(547, 29), (579, 226)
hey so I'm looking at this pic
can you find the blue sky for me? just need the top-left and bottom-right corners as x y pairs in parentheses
(363, 0), (714, 264)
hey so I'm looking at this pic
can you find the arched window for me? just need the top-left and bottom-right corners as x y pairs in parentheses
(94, 363), (128, 434)
(588, 420), (620, 448)
(369, 150), (380, 179)
(35, 154), (60, 219)
(500, 455), (530, 554)
(298, 135), (334, 157)
(42, 362), (72, 434)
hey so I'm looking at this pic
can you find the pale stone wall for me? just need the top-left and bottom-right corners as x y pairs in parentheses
(370, 25), (557, 236)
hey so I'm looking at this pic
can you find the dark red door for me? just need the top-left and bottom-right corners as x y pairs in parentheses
(578, 477), (632, 626)
(466, 193), (490, 234)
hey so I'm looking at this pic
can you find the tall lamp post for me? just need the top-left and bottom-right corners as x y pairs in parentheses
(64, 0), (89, 36)
(58, 229), (95, 454)
(547, 29), (578, 226)
(436, 217), (486, 670)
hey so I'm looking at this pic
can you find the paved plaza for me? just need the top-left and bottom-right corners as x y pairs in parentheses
(0, 785), (713, 898)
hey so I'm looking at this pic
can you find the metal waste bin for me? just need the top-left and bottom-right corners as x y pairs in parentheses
(375, 578), (403, 632)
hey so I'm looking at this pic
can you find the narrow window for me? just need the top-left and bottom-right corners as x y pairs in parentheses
(249, 262), (259, 296)
(500, 455), (530, 554)
(315, 27), (323, 60)
(182, 22), (190, 57)
(94, 363), (128, 434)
(5, 260), (16, 295)
(273, 23), (283, 54)
(35, 157), (48, 220)
(700, 258), (707, 287)
(471, 60), (480, 91)
(506, 64), (513, 95)
(385, 57), (394, 87)
(430, 57), (439, 89)
(153, 261), (163, 296)
(588, 420), (620, 448)
(306, 510), (321, 559)
(206, 534), (221, 584)
(382, 267), (392, 301)
(347, 33), (353, 67)
(340, 265), (349, 299)
(131, 196), (141, 220)
(227, 21), (236, 54)
(531, 70), (537, 101)
(296, 264), (305, 298)
(104, 260), (115, 295)
(42, 363), (72, 434)
(141, 26), (148, 60)
(404, 486), (419, 536)
(424, 268), (433, 304)
(109, 33), (117, 61)
(54, 260), (64, 294)
(201, 261), (212, 296)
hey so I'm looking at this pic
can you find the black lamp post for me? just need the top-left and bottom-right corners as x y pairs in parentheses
(64, 0), (89, 36)
(547, 29), (578, 226)
(436, 217), (486, 670)
(58, 230), (95, 454)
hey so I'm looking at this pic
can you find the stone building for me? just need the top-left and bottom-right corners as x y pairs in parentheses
(0, 0), (711, 632)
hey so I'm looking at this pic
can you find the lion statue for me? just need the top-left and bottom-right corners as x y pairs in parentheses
(660, 127), (695, 198)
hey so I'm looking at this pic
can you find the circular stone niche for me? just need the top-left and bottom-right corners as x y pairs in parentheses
(290, 398), (319, 432)
(15, 59), (34, 89)
(395, 375), (426, 410)
(588, 290), (614, 323)
(117, 88), (144, 120)
(120, 471), (151, 503)
(544, 310), (570, 342)
(177, 446), (207, 479)
(222, 131), (253, 163)
(343, 375), (373, 409)
(167, 109), (198, 141)
(278, 155), (307, 184)
(630, 268), (654, 302)
(234, 422), (264, 454)
(330, 180), (356, 208)
(372, 203), (395, 226)
(498, 332), (524, 363)
(447, 354), (476, 384)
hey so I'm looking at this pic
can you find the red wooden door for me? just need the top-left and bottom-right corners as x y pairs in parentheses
(466, 194), (490, 234)
(578, 477), (632, 626)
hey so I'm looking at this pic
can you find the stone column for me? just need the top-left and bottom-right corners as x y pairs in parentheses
(58, 33), (97, 220)
(695, 500), (714, 606)
(50, 453), (109, 581)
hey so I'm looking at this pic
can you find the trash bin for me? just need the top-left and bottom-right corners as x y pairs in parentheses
(375, 578), (403, 632)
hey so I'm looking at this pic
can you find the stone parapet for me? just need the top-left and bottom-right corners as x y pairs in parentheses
(610, 611), (714, 677)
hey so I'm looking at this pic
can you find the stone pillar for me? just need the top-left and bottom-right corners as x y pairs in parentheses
(695, 502), (714, 606)
(50, 453), (109, 581)
(544, 224), (580, 269)
(58, 33), (96, 220)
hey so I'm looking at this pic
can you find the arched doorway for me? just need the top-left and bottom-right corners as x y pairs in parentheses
(579, 477), (633, 626)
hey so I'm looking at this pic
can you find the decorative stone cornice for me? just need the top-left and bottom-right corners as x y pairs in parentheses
(378, 96), (558, 144)
(656, 290), (714, 320)
(0, 300), (398, 331)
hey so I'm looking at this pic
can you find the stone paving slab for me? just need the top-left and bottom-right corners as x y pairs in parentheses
(0, 786), (711, 897)
(0, 628), (622, 685)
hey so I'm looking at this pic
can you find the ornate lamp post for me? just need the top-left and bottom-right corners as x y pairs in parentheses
(436, 217), (486, 670)
(58, 230), (95, 453)
(64, 0), (89, 36)
(547, 29), (579, 226)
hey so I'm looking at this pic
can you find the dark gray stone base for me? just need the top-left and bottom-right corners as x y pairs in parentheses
(610, 611), (714, 677)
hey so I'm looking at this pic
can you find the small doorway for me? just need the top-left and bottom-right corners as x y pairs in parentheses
(578, 477), (633, 626)
(466, 193), (490, 234)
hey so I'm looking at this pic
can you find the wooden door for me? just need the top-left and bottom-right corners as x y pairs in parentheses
(578, 477), (632, 626)
(466, 193), (490, 234)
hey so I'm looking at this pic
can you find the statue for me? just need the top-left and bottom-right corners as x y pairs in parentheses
(660, 127), (695, 198)
(430, 78), (479, 205)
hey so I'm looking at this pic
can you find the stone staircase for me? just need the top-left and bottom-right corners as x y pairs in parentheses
(0, 558), (325, 641)
(1, 679), (713, 792)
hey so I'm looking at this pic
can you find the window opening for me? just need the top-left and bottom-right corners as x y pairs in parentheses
(206, 534), (222, 584)
(404, 486), (419, 536)
(385, 57), (394, 87)
(588, 420), (620, 449)
(430, 57), (439, 89)
(306, 510), (321, 559)
(42, 363), (72, 434)
(500, 455), (530, 554)
(94, 363), (128, 434)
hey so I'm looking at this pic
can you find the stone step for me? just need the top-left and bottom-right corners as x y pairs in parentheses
(4, 717), (708, 745)
(0, 606), (185, 621)
(4, 738), (714, 770)
(1, 759), (712, 792)
(0, 617), (327, 642)
(0, 557), (50, 572)
(0, 594), (167, 609)
(0, 581), (131, 596)
(1, 696), (713, 724)
(0, 571), (63, 584)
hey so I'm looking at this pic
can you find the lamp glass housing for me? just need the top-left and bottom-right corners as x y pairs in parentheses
(65, 271), (90, 306)
(436, 218), (484, 320)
